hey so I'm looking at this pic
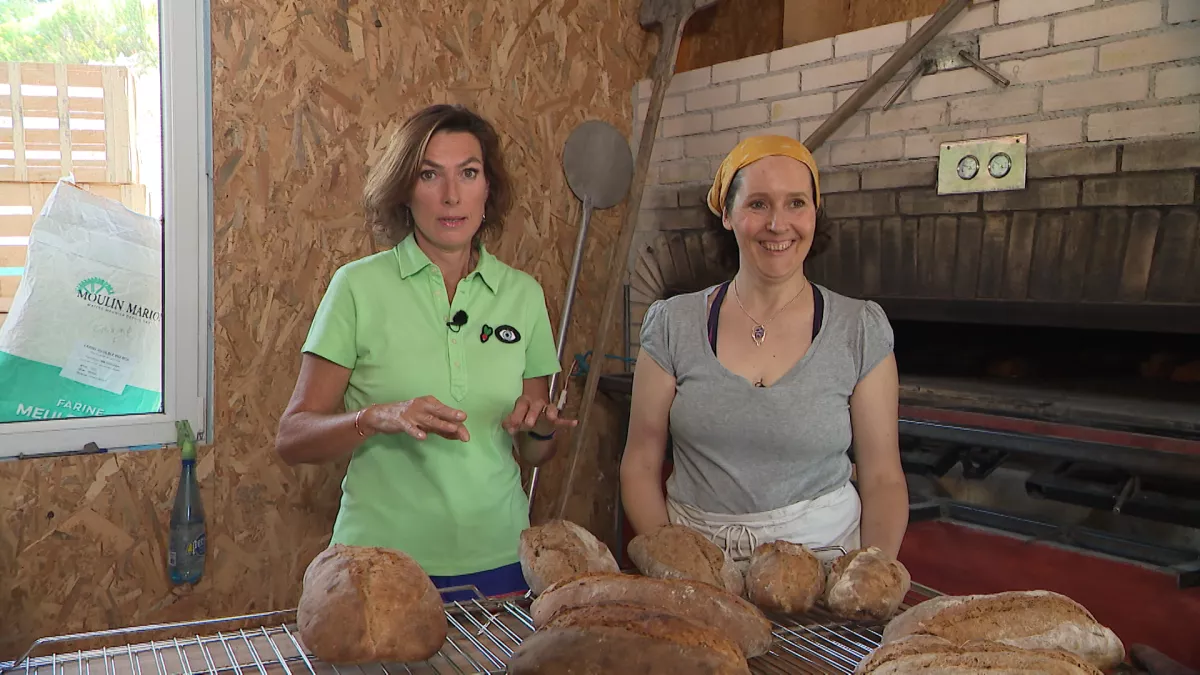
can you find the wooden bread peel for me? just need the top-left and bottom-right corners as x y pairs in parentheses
(551, 0), (720, 520)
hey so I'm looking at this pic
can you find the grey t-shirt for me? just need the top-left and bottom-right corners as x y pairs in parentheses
(638, 283), (895, 515)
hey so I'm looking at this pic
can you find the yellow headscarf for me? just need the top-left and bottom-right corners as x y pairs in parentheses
(705, 135), (822, 216)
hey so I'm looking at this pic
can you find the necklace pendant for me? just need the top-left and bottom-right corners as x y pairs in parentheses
(752, 325), (766, 346)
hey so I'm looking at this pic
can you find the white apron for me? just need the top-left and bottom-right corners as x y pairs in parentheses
(667, 481), (862, 568)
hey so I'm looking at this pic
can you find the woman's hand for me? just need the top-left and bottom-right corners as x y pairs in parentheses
(364, 396), (470, 442)
(503, 395), (577, 437)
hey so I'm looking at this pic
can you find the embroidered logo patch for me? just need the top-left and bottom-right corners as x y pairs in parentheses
(480, 325), (493, 343)
(496, 325), (521, 344)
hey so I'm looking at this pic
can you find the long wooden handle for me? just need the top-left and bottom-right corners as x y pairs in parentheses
(554, 16), (687, 520)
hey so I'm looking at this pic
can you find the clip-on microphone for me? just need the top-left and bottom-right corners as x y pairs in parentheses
(447, 310), (468, 333)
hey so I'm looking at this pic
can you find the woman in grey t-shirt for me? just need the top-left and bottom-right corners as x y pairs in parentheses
(619, 135), (909, 562)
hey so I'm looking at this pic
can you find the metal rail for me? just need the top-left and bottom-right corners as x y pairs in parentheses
(2, 585), (940, 675)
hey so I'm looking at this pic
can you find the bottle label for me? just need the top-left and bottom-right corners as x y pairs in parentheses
(187, 532), (207, 557)
(168, 551), (176, 566)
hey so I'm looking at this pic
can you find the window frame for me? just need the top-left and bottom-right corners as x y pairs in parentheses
(0, 0), (214, 459)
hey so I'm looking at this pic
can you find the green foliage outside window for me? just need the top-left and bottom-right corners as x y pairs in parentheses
(0, 0), (159, 72)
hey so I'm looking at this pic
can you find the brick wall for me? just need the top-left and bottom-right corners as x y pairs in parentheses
(626, 0), (1200, 355)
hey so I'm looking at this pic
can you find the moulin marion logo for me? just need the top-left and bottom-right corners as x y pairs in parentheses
(75, 276), (162, 324)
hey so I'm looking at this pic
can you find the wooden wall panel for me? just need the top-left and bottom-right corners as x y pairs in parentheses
(676, 0), (784, 72)
(0, 0), (654, 659)
(846, 0), (943, 32)
(782, 0), (943, 47)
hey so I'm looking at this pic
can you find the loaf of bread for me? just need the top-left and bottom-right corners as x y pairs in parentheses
(297, 544), (447, 664)
(856, 635), (1104, 674)
(881, 590), (1125, 670)
(530, 573), (774, 658)
(628, 524), (744, 596)
(744, 540), (825, 615)
(823, 547), (911, 621)
(518, 520), (620, 596)
(508, 603), (750, 674)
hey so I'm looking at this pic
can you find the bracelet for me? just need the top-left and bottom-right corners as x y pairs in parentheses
(354, 408), (368, 437)
(527, 429), (555, 441)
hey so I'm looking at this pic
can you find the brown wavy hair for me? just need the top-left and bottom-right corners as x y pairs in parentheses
(363, 104), (512, 247)
(706, 168), (832, 272)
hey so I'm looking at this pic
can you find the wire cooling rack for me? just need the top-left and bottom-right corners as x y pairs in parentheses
(1, 584), (939, 675)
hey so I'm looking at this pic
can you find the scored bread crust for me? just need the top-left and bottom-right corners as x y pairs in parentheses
(529, 573), (774, 659)
(518, 520), (620, 596)
(881, 590), (1125, 670)
(508, 605), (752, 675)
(542, 603), (746, 659)
(628, 524), (745, 597)
(823, 547), (911, 621)
(297, 544), (447, 665)
(744, 540), (825, 615)
(855, 635), (1104, 675)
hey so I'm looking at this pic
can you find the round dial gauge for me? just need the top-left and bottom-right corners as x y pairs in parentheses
(957, 155), (980, 180)
(989, 152), (1013, 178)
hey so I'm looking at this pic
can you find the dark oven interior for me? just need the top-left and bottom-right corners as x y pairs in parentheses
(890, 312), (1200, 440)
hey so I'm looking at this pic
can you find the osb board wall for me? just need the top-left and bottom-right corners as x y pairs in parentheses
(675, 0), (784, 72)
(0, 0), (654, 658)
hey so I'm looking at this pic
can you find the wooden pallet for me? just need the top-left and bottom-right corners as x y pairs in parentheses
(0, 62), (138, 184)
(0, 61), (149, 329)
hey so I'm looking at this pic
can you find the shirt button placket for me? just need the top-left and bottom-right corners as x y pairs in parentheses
(450, 284), (468, 401)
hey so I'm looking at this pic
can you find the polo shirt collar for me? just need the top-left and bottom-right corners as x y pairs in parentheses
(394, 233), (501, 293)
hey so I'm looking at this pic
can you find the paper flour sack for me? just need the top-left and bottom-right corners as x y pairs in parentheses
(0, 179), (163, 423)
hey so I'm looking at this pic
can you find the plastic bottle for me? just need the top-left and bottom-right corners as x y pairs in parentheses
(168, 421), (205, 585)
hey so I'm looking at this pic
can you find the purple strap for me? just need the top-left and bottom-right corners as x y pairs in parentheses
(707, 282), (824, 355)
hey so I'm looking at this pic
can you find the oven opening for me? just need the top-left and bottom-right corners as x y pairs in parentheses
(891, 318), (1200, 439)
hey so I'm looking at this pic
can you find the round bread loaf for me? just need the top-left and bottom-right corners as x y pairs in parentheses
(508, 603), (750, 674)
(519, 519), (620, 596)
(297, 544), (447, 664)
(744, 540), (825, 615)
(824, 546), (911, 621)
(530, 573), (774, 659)
(855, 635), (1103, 675)
(628, 523), (744, 596)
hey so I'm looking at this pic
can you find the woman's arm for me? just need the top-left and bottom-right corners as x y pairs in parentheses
(275, 354), (366, 465)
(849, 352), (909, 558)
(619, 351), (677, 536)
(275, 354), (470, 465)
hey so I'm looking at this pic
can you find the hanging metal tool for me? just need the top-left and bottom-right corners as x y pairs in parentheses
(527, 120), (633, 511)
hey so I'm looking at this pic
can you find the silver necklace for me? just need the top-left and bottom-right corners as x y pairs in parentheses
(731, 278), (807, 347)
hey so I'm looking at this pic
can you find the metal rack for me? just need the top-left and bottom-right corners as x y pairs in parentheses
(1, 584), (938, 675)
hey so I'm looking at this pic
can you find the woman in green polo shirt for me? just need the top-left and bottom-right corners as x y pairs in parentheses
(275, 104), (575, 599)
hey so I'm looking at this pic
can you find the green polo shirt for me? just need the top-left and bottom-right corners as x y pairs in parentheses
(301, 234), (560, 576)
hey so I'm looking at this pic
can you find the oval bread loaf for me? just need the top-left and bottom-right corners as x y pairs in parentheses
(508, 603), (750, 674)
(518, 519), (620, 596)
(529, 573), (774, 658)
(881, 590), (1125, 671)
(823, 547), (911, 621)
(744, 540), (825, 615)
(297, 544), (447, 664)
(856, 635), (1104, 675)
(628, 523), (744, 596)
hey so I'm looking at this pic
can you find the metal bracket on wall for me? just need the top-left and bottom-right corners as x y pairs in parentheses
(883, 35), (1011, 111)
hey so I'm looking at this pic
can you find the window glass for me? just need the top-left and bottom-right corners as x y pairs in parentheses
(0, 0), (165, 425)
